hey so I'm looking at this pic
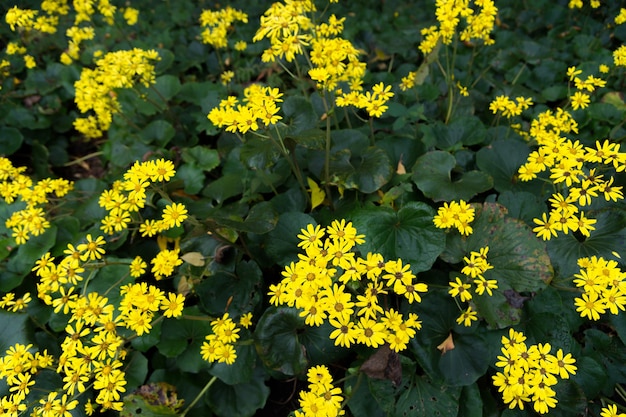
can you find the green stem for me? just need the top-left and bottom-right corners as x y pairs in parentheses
(180, 376), (218, 417)
(272, 125), (310, 205)
(321, 94), (333, 203)
(64, 151), (103, 167)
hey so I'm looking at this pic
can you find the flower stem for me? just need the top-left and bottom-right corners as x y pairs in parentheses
(180, 375), (218, 417)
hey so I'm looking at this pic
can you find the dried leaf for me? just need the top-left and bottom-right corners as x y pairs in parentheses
(180, 251), (205, 267)
(437, 333), (455, 355)
(360, 344), (402, 387)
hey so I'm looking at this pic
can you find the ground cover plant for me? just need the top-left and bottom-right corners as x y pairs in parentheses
(1, 0), (626, 416)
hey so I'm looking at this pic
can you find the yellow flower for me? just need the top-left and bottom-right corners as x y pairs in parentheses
(77, 234), (106, 261)
(456, 306), (478, 326)
(449, 277), (473, 302)
(161, 203), (188, 228)
(570, 91), (590, 110)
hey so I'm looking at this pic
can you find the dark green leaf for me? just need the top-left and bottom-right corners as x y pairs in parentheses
(175, 163), (205, 195)
(394, 376), (460, 417)
(140, 120), (175, 146)
(196, 260), (262, 317)
(182, 147), (220, 172)
(547, 210), (626, 278)
(209, 343), (258, 385)
(1, 225), (57, 291)
(441, 203), (553, 292)
(283, 96), (318, 135)
(352, 202), (445, 272)
(412, 151), (493, 202)
(458, 383), (483, 417)
(209, 202), (278, 234)
(265, 212), (316, 265)
(0, 127), (24, 155)
(475, 139), (533, 193)
(0, 310), (30, 354)
(205, 370), (269, 417)
(439, 332), (494, 386)
(253, 306), (308, 376)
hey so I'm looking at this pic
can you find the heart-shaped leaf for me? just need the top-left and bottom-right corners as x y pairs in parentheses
(412, 151), (493, 202)
(352, 202), (445, 272)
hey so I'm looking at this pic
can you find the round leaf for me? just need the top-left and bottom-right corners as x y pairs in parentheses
(0, 127), (24, 155)
(253, 306), (308, 376)
(352, 202), (445, 272)
(412, 150), (493, 202)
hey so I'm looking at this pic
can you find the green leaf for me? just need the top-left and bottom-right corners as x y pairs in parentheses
(412, 151), (493, 202)
(524, 312), (573, 352)
(352, 202), (445, 273)
(85, 262), (134, 308)
(547, 209), (626, 278)
(152, 75), (181, 101)
(1, 225), (57, 292)
(140, 120), (175, 146)
(475, 139), (534, 193)
(0, 310), (30, 354)
(407, 290), (458, 381)
(126, 351), (149, 392)
(0, 127), (24, 155)
(205, 370), (269, 417)
(331, 146), (394, 194)
(196, 260), (262, 317)
(423, 117), (487, 151)
(209, 202), (278, 235)
(458, 383), (483, 417)
(240, 137), (281, 169)
(438, 331), (494, 386)
(394, 376), (460, 417)
(175, 163), (205, 195)
(158, 307), (212, 360)
(442, 203), (552, 291)
(253, 306), (308, 376)
(282, 96), (318, 135)
(203, 174), (244, 204)
(209, 342), (258, 386)
(182, 147), (220, 172)
(265, 212), (316, 265)
(497, 190), (545, 225)
(571, 356), (607, 400)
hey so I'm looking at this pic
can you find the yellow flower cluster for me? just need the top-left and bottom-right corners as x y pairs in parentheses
(253, 0), (316, 63)
(199, 6), (248, 49)
(294, 365), (344, 417)
(565, 66), (606, 111)
(493, 329), (577, 414)
(0, 292), (32, 312)
(573, 256), (626, 320)
(419, 0), (498, 55)
(200, 312), (252, 365)
(74, 48), (160, 138)
(448, 247), (497, 326)
(0, 157), (73, 245)
(399, 71), (417, 91)
(613, 45), (626, 67)
(5, 5), (60, 34)
(150, 249), (183, 280)
(269, 220), (425, 352)
(207, 84), (283, 134)
(10, 253), (185, 414)
(516, 111), (625, 240)
(489, 95), (533, 118)
(432, 199), (476, 235)
(616, 8), (626, 25)
(601, 404), (626, 417)
(0, 343), (56, 413)
(99, 159), (187, 236)
(335, 82), (394, 118)
(568, 0), (600, 8)
(308, 37), (364, 93)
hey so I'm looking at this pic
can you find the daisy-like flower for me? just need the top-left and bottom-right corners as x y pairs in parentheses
(77, 234), (106, 261)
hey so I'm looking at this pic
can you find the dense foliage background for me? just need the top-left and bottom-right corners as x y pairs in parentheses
(1, 0), (626, 416)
